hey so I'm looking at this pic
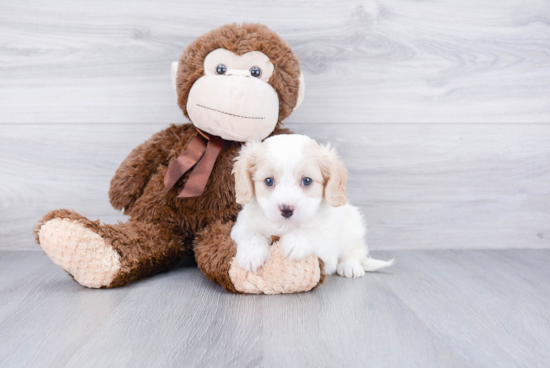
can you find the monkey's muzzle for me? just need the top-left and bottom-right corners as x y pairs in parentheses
(187, 75), (279, 142)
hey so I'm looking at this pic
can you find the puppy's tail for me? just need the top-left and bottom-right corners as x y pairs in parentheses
(361, 257), (394, 272)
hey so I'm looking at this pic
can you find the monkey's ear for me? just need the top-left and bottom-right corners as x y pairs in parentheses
(293, 72), (305, 112)
(171, 61), (179, 93)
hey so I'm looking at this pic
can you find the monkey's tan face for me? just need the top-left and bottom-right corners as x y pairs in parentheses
(186, 49), (280, 142)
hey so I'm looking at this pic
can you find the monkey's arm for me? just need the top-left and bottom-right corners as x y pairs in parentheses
(109, 124), (187, 213)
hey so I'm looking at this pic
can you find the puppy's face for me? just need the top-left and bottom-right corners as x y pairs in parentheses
(233, 134), (348, 224)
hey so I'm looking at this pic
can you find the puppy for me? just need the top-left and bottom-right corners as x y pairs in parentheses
(230, 134), (393, 277)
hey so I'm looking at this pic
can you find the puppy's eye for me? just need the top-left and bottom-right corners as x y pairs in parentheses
(302, 177), (313, 187)
(264, 177), (274, 187)
(216, 64), (227, 75)
(250, 66), (262, 78)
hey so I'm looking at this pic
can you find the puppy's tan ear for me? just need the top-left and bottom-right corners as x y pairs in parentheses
(232, 141), (263, 204)
(319, 144), (348, 207)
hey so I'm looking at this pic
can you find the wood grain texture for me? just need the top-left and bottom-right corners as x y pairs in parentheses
(1, 123), (549, 250)
(1, 250), (549, 367)
(1, 0), (550, 124)
(387, 250), (550, 367)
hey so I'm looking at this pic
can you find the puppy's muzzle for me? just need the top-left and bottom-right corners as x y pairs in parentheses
(280, 205), (295, 219)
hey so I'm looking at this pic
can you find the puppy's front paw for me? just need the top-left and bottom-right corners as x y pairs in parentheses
(235, 245), (271, 273)
(280, 232), (314, 261)
(337, 259), (365, 278)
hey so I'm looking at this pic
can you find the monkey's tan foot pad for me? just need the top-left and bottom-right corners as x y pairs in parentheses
(38, 218), (121, 288)
(228, 243), (321, 294)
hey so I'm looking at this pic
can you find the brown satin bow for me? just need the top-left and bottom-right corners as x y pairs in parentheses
(164, 128), (226, 198)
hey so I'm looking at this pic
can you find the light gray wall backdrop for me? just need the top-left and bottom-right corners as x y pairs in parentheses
(1, 0), (549, 250)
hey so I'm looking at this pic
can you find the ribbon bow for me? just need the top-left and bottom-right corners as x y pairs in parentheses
(164, 129), (226, 198)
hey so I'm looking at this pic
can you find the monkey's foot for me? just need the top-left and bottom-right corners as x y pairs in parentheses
(195, 221), (326, 294)
(36, 210), (121, 288)
(229, 243), (323, 294)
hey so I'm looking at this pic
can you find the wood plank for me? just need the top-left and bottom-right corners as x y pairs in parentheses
(0, 252), (134, 367)
(260, 267), (466, 368)
(1, 0), (550, 124)
(65, 267), (264, 368)
(0, 251), (263, 368)
(387, 250), (550, 367)
(1, 250), (549, 367)
(1, 123), (549, 250)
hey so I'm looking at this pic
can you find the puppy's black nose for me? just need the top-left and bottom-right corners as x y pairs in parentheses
(280, 205), (295, 219)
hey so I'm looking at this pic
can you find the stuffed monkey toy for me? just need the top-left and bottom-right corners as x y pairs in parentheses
(35, 23), (326, 294)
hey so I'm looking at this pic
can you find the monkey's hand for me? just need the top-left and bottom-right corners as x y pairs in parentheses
(109, 124), (189, 213)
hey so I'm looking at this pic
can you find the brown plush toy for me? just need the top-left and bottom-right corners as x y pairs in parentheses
(35, 23), (326, 294)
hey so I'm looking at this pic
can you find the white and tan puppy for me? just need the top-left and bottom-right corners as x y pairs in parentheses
(231, 134), (393, 277)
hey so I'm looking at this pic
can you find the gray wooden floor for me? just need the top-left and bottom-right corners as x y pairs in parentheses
(1, 249), (549, 368)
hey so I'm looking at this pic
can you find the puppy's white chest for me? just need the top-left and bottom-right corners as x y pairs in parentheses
(262, 222), (299, 237)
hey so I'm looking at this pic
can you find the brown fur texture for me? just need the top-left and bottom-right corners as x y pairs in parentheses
(194, 221), (240, 293)
(34, 23), (324, 293)
(312, 259), (327, 291)
(176, 23), (302, 127)
(195, 221), (327, 293)
(34, 123), (298, 289)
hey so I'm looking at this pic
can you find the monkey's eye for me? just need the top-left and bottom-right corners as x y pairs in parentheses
(250, 66), (262, 78)
(302, 177), (313, 187)
(216, 64), (227, 75)
(264, 177), (274, 187)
